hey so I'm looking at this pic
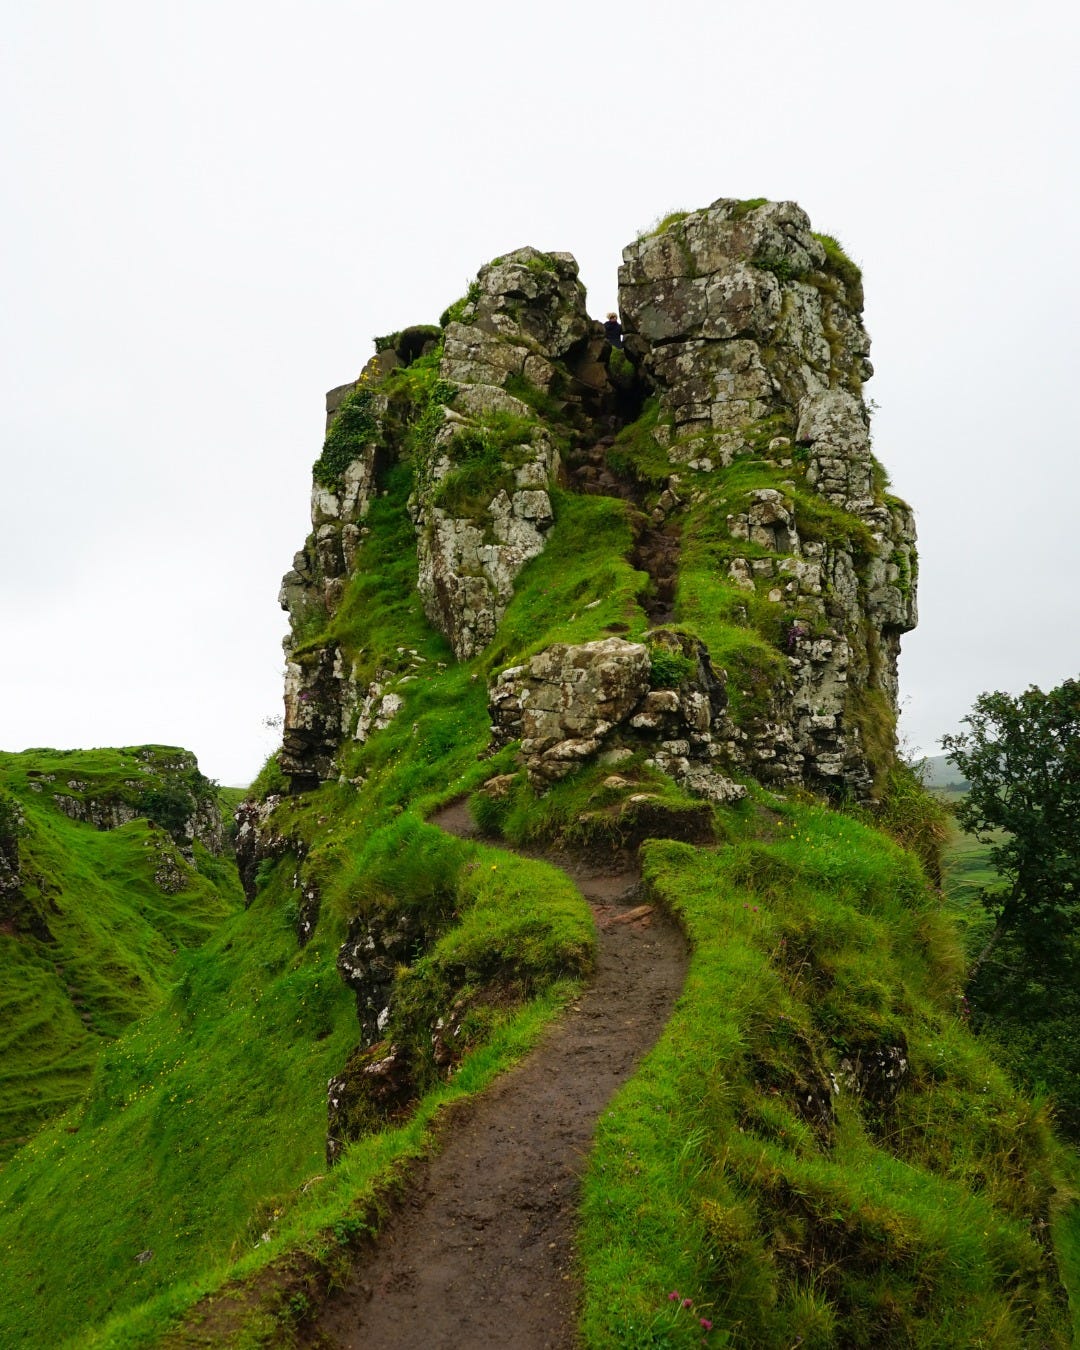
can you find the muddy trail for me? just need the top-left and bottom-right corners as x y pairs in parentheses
(565, 434), (680, 625)
(307, 800), (688, 1349)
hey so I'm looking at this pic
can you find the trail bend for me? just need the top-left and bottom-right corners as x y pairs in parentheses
(308, 799), (688, 1349)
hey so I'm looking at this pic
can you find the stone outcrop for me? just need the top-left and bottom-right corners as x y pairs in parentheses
(410, 419), (560, 660)
(0, 792), (23, 913)
(412, 248), (592, 660)
(440, 248), (590, 391)
(36, 749), (223, 859)
(273, 196), (916, 800)
(619, 199), (917, 795)
(489, 635), (745, 804)
(337, 908), (427, 1045)
(280, 644), (356, 790)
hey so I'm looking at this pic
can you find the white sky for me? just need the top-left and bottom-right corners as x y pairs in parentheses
(1, 1), (1076, 785)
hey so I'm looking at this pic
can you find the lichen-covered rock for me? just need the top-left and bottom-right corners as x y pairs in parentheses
(234, 795), (292, 902)
(47, 751), (223, 859)
(279, 644), (356, 789)
(412, 248), (594, 660)
(490, 638), (651, 782)
(412, 424), (561, 660)
(336, 908), (428, 1045)
(620, 201), (867, 442)
(0, 791), (23, 910)
(276, 196), (916, 800)
(326, 1040), (414, 1167)
(620, 199), (916, 796)
(489, 634), (746, 803)
(441, 247), (590, 390)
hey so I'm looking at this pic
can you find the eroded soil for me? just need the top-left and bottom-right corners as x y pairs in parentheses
(307, 801), (687, 1349)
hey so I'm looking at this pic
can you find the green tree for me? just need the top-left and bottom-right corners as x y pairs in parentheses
(942, 678), (1080, 976)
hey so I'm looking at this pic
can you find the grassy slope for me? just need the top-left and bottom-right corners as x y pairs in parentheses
(0, 459), (645, 1349)
(1, 382), (1076, 1348)
(579, 800), (1072, 1347)
(0, 749), (241, 1158)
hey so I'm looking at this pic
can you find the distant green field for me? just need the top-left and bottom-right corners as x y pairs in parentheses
(935, 786), (999, 955)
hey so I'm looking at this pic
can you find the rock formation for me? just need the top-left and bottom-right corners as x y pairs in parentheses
(275, 196), (917, 802)
(19, 747), (222, 858)
(617, 200), (916, 794)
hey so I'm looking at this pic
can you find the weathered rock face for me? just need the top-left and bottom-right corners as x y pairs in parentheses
(619, 200), (917, 795)
(41, 749), (224, 858)
(620, 202), (868, 442)
(274, 197), (916, 799)
(280, 643), (356, 790)
(440, 247), (591, 391)
(489, 635), (745, 804)
(233, 796), (322, 941)
(412, 248), (593, 660)
(410, 419), (560, 660)
(0, 792), (23, 911)
(337, 908), (427, 1044)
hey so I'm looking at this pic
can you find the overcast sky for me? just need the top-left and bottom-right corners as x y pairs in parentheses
(1, 1), (1076, 785)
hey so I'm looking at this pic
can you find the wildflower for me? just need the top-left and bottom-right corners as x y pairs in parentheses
(682, 1297), (693, 1308)
(700, 1318), (713, 1331)
(668, 1290), (680, 1302)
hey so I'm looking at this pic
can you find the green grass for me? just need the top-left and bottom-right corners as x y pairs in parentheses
(3, 276), (1077, 1350)
(471, 755), (714, 853)
(578, 795), (1069, 1347)
(0, 429), (630, 1348)
(0, 754), (240, 1159)
(639, 210), (690, 240)
(480, 488), (649, 676)
(0, 774), (596, 1348)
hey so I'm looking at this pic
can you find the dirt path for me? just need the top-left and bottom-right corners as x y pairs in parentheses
(308, 801), (687, 1349)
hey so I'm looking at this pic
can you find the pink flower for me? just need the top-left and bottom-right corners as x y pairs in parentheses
(668, 1290), (680, 1302)
(682, 1297), (693, 1308)
(700, 1318), (713, 1330)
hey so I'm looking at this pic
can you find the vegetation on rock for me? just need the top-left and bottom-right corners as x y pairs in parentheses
(1, 199), (1077, 1348)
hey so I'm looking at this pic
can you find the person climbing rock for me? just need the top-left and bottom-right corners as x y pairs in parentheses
(603, 311), (623, 348)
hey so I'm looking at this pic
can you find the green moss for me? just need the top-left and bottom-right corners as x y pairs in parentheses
(504, 372), (571, 427)
(647, 642), (695, 690)
(753, 251), (807, 284)
(312, 384), (378, 491)
(324, 459), (453, 690)
(846, 681), (897, 795)
(481, 489), (648, 675)
(477, 756), (712, 852)
(427, 412), (537, 520)
(606, 398), (674, 488)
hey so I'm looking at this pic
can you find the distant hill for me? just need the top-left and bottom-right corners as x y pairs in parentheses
(918, 752), (969, 789)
